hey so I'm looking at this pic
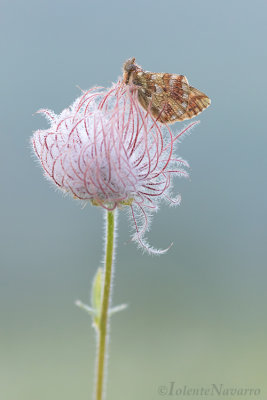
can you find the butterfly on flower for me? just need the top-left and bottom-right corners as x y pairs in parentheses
(123, 57), (211, 124)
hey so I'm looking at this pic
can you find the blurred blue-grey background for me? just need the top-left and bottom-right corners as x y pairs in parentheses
(1, 0), (267, 399)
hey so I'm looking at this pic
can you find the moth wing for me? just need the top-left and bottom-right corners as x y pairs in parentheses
(161, 84), (211, 123)
(183, 86), (211, 120)
(134, 71), (210, 123)
(138, 73), (190, 123)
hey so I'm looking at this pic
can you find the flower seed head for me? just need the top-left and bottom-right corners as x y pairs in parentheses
(31, 81), (198, 253)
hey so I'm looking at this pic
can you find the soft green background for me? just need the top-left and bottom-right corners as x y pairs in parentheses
(1, 0), (267, 399)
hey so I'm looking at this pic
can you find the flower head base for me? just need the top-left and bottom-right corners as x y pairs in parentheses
(32, 81), (198, 253)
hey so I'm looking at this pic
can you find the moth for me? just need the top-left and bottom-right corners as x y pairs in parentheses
(123, 57), (211, 124)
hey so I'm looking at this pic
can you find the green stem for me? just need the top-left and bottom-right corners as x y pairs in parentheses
(95, 210), (115, 400)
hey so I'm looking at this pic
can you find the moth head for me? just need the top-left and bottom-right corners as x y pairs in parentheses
(123, 57), (138, 84)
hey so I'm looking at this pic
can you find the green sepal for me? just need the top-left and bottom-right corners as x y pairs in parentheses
(75, 267), (127, 329)
(91, 267), (104, 328)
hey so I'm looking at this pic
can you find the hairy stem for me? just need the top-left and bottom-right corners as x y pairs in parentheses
(95, 210), (115, 400)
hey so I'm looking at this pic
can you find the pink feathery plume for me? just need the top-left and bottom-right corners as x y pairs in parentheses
(32, 81), (198, 253)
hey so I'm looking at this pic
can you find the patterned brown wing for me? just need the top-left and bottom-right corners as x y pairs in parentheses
(155, 79), (210, 123)
(136, 73), (191, 123)
(180, 86), (211, 121)
(154, 85), (211, 123)
(127, 64), (211, 124)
